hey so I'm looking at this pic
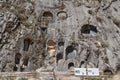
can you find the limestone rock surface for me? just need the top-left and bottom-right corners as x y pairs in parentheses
(0, 0), (120, 73)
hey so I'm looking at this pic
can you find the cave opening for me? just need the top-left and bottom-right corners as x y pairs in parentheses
(47, 40), (55, 46)
(81, 24), (98, 34)
(80, 61), (85, 67)
(68, 62), (74, 69)
(23, 54), (29, 66)
(47, 40), (56, 57)
(15, 53), (21, 64)
(41, 27), (47, 32)
(58, 41), (64, 46)
(20, 53), (29, 72)
(13, 53), (21, 71)
(23, 38), (32, 51)
(43, 11), (53, 18)
(41, 11), (53, 27)
(66, 45), (74, 55)
(56, 53), (63, 63)
(104, 69), (113, 75)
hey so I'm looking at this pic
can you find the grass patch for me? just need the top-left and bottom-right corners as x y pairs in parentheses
(82, 75), (113, 80)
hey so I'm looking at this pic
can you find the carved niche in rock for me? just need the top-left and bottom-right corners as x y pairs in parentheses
(65, 45), (75, 59)
(43, 11), (53, 18)
(103, 68), (113, 75)
(23, 38), (32, 51)
(81, 24), (98, 34)
(58, 41), (64, 51)
(13, 53), (21, 71)
(20, 53), (29, 72)
(57, 11), (68, 20)
(47, 40), (56, 57)
(68, 62), (74, 71)
(40, 11), (53, 30)
(56, 53), (63, 63)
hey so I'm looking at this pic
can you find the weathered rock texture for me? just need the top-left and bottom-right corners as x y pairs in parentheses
(0, 0), (120, 73)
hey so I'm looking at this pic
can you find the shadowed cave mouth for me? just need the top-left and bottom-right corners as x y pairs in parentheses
(13, 52), (29, 72)
(56, 53), (63, 63)
(80, 61), (85, 67)
(20, 53), (29, 72)
(104, 69), (113, 75)
(58, 41), (64, 46)
(81, 24), (98, 34)
(66, 45), (74, 55)
(68, 62), (74, 69)
(13, 53), (21, 71)
(23, 38), (32, 51)
(43, 11), (53, 18)
(41, 27), (47, 32)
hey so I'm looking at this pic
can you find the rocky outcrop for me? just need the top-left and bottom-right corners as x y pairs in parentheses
(0, 0), (120, 73)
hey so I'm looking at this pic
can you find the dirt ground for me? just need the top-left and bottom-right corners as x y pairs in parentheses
(112, 72), (120, 80)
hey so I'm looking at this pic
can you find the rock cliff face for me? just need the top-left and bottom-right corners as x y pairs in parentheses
(0, 0), (120, 73)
